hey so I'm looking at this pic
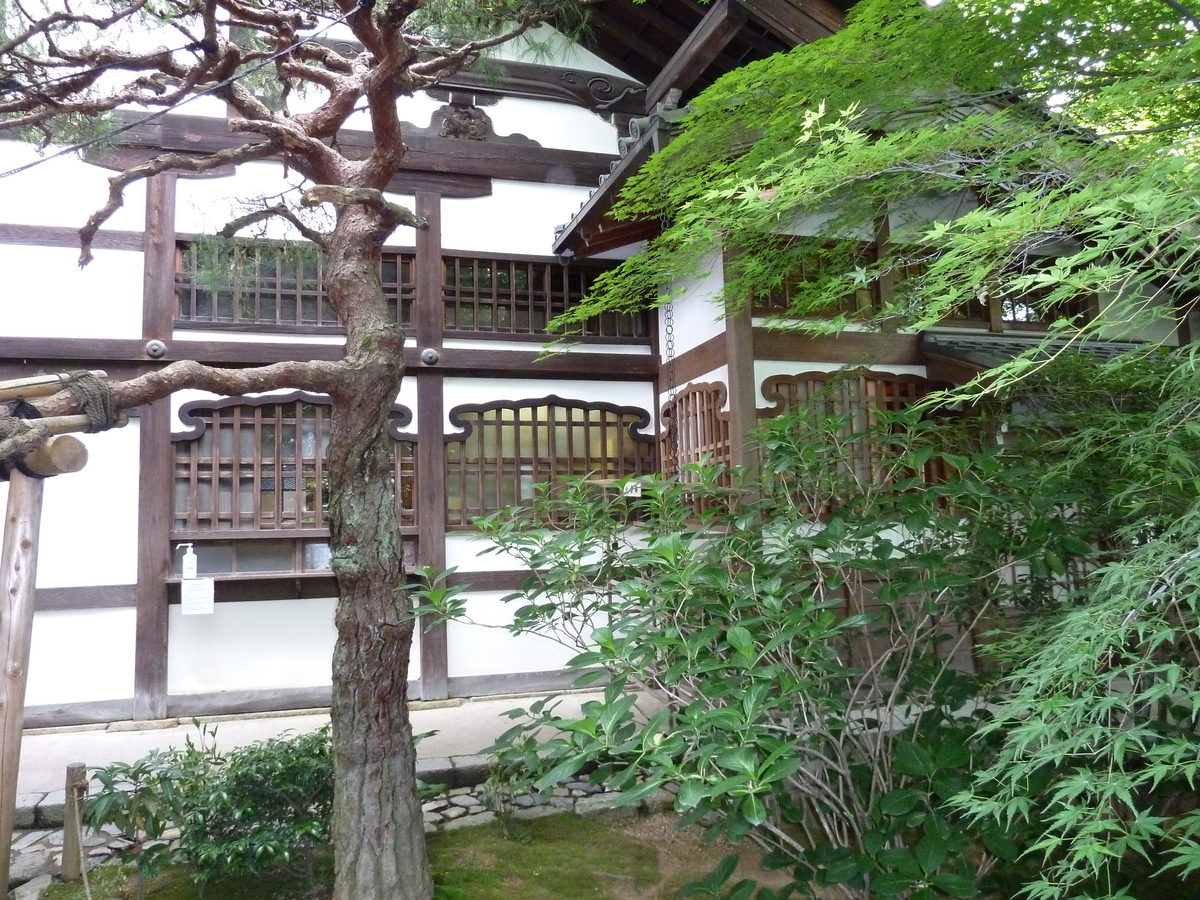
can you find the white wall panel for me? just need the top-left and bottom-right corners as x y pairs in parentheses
(0, 142), (147, 230)
(27, 609), (136, 706)
(167, 597), (415, 694)
(0, 246), (142, 339)
(445, 590), (579, 677)
(443, 181), (595, 256)
(33, 424), (141, 588)
(664, 252), (727, 355)
(487, 97), (617, 153)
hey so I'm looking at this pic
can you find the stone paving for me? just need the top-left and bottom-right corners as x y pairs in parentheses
(8, 770), (675, 899)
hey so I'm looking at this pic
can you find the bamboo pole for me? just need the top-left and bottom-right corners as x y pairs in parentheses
(0, 371), (107, 403)
(20, 435), (88, 478)
(0, 471), (45, 892)
(62, 762), (86, 882)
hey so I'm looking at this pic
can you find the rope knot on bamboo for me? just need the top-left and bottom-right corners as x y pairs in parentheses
(0, 399), (45, 480)
(65, 371), (117, 432)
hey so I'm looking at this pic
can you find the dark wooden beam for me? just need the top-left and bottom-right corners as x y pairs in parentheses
(447, 670), (593, 698)
(645, 0), (748, 111)
(111, 113), (616, 187)
(143, 173), (176, 340)
(133, 398), (172, 721)
(672, 332), (727, 385)
(752, 330), (922, 365)
(724, 302), (758, 469)
(0, 337), (659, 378)
(741, 0), (842, 44)
(0, 223), (142, 251)
(586, 17), (675, 75)
(167, 686), (340, 718)
(36, 584), (137, 611)
(415, 192), (449, 702)
(25, 699), (139, 729)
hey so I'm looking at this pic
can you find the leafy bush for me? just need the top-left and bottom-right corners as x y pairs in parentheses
(87, 723), (333, 886)
(472, 394), (1090, 899)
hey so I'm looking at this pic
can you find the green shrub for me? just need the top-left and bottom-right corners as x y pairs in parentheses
(473, 397), (1089, 899)
(86, 723), (333, 886)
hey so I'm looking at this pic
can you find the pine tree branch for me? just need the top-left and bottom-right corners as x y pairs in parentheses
(217, 205), (331, 246)
(79, 142), (279, 266)
(20, 359), (344, 423)
(301, 185), (427, 231)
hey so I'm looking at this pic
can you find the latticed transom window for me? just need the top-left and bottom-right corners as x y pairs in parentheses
(172, 394), (416, 574)
(441, 255), (649, 340)
(659, 383), (732, 477)
(759, 371), (935, 488)
(445, 398), (656, 527)
(174, 242), (415, 331)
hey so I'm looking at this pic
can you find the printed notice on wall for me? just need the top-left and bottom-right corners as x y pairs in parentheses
(181, 578), (216, 615)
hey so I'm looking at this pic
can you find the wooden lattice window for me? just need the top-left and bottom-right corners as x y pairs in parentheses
(749, 243), (878, 318)
(759, 370), (934, 487)
(175, 242), (415, 332)
(659, 383), (733, 477)
(441, 255), (649, 341)
(172, 393), (416, 574)
(445, 396), (656, 527)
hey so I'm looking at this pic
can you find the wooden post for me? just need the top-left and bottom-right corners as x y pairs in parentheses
(62, 762), (86, 882)
(0, 471), (45, 892)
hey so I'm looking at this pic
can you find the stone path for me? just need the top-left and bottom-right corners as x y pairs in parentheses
(8, 775), (675, 899)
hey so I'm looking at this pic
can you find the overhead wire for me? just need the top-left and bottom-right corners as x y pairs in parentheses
(0, 1), (368, 181)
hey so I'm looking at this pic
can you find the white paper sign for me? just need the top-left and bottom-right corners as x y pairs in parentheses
(180, 578), (216, 615)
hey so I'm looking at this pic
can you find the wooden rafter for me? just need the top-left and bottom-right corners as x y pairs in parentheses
(645, 0), (750, 111)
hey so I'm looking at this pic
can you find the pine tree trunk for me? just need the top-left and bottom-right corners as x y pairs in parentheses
(323, 210), (434, 900)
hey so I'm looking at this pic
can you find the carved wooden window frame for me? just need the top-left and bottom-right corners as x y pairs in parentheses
(444, 395), (656, 527)
(171, 392), (417, 575)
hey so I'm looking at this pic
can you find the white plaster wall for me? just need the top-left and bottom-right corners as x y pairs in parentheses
(442, 181), (596, 256)
(657, 362), (930, 418)
(487, 97), (617, 153)
(441, 339), (650, 355)
(446, 533), (529, 573)
(446, 590), (580, 678)
(170, 383), (418, 434)
(172, 330), (348, 346)
(0, 246), (142, 339)
(0, 425), (140, 588)
(1095, 289), (1181, 346)
(27, 609), (136, 706)
(442, 378), (654, 435)
(664, 252), (727, 355)
(167, 596), (417, 694)
(0, 142), (147, 231)
(36, 425), (140, 587)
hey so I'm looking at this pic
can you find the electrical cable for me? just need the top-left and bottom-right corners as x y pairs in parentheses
(0, 1), (369, 181)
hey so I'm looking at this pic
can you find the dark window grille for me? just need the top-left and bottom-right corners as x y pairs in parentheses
(659, 383), (733, 478)
(442, 255), (649, 341)
(172, 393), (416, 540)
(759, 371), (935, 488)
(175, 242), (415, 331)
(445, 397), (656, 527)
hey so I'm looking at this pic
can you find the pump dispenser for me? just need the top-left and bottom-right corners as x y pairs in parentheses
(180, 543), (197, 579)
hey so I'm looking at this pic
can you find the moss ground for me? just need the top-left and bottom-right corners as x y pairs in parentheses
(38, 812), (788, 900)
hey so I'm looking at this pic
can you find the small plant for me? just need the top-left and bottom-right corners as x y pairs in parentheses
(86, 723), (334, 888)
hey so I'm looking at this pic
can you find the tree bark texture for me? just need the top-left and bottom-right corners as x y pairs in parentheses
(323, 207), (433, 900)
